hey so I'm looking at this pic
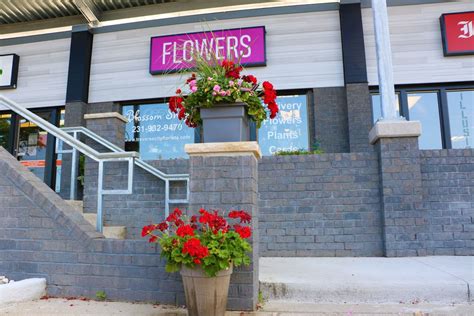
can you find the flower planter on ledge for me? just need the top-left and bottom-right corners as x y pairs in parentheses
(200, 102), (250, 143)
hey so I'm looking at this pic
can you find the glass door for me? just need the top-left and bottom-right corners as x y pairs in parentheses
(0, 113), (12, 150)
(16, 111), (51, 181)
(14, 109), (60, 188)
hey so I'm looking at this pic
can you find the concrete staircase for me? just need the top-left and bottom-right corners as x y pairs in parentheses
(259, 257), (473, 305)
(66, 200), (126, 239)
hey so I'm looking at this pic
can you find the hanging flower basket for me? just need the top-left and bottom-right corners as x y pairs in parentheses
(142, 208), (253, 316)
(169, 58), (278, 143)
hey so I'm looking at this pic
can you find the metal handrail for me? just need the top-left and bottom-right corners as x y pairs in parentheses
(0, 96), (137, 162)
(0, 95), (136, 233)
(61, 126), (189, 180)
(60, 126), (190, 218)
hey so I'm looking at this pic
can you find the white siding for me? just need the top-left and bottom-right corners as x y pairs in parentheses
(0, 38), (70, 110)
(89, 10), (344, 103)
(363, 1), (474, 86)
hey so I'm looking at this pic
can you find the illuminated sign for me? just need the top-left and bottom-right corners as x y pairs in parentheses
(150, 27), (266, 74)
(0, 54), (20, 89)
(440, 11), (474, 56)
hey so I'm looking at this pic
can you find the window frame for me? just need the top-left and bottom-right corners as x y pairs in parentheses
(370, 82), (474, 149)
(122, 90), (314, 157)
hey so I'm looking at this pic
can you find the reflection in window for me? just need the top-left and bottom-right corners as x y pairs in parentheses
(258, 95), (309, 156)
(447, 90), (473, 149)
(123, 103), (194, 160)
(0, 113), (11, 149)
(408, 92), (442, 150)
(371, 93), (401, 123)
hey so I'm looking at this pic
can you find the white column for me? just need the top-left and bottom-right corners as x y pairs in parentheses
(371, 0), (401, 121)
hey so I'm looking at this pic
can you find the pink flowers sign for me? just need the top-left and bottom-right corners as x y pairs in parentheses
(149, 26), (266, 74)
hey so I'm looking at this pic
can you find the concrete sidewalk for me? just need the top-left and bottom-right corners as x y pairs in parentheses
(260, 256), (474, 304)
(0, 298), (472, 315)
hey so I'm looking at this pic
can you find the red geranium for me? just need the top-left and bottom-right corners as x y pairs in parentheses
(234, 225), (252, 239)
(156, 222), (168, 231)
(242, 75), (257, 85)
(228, 210), (252, 224)
(176, 224), (195, 237)
(141, 224), (155, 237)
(182, 238), (209, 261)
(142, 207), (253, 277)
(221, 60), (243, 79)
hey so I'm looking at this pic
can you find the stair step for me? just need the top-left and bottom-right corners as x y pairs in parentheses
(103, 226), (127, 239)
(66, 200), (84, 212)
(83, 213), (97, 226)
(81, 213), (126, 239)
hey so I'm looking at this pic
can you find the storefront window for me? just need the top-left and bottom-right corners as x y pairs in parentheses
(447, 90), (473, 149)
(0, 113), (11, 150)
(17, 112), (51, 181)
(407, 91), (443, 150)
(123, 103), (194, 160)
(371, 93), (401, 123)
(258, 94), (310, 156)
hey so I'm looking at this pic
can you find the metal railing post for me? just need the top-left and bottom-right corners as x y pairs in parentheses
(70, 131), (78, 200)
(127, 157), (134, 193)
(165, 179), (170, 219)
(97, 160), (104, 233)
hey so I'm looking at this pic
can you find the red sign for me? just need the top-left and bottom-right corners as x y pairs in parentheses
(440, 11), (474, 56)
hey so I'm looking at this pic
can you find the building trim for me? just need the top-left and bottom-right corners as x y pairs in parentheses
(65, 28), (93, 103)
(339, 3), (368, 84)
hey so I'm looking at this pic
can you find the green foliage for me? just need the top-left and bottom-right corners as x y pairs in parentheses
(77, 155), (85, 185)
(159, 229), (252, 278)
(143, 209), (253, 278)
(170, 45), (276, 129)
(95, 290), (107, 301)
(258, 290), (265, 306)
(274, 141), (324, 156)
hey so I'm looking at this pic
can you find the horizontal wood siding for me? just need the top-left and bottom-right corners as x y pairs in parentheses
(89, 10), (344, 103)
(0, 38), (70, 110)
(363, 1), (474, 86)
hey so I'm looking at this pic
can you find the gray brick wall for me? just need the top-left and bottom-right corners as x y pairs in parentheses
(346, 83), (373, 153)
(258, 152), (384, 257)
(375, 137), (426, 257)
(313, 87), (350, 153)
(84, 159), (188, 239)
(0, 147), (184, 305)
(420, 149), (474, 256)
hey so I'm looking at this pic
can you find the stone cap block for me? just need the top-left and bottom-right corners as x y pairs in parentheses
(185, 142), (262, 159)
(84, 112), (128, 123)
(369, 120), (422, 144)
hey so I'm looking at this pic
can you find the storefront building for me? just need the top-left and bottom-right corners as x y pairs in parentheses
(1, 0), (473, 307)
(0, 0), (471, 193)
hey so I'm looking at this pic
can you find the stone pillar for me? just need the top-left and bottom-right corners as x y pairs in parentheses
(185, 142), (260, 311)
(370, 121), (427, 257)
(84, 112), (126, 148)
(347, 83), (374, 152)
(313, 87), (349, 153)
(60, 101), (87, 199)
(83, 111), (127, 216)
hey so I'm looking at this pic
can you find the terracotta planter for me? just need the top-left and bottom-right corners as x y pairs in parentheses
(180, 264), (233, 316)
(200, 102), (250, 143)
